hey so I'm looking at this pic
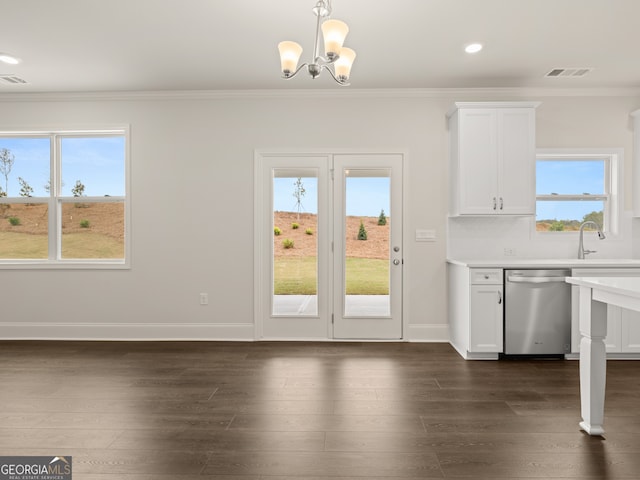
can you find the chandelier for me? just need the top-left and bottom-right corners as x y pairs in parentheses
(277, 0), (356, 86)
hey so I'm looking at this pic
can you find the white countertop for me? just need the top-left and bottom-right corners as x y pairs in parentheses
(566, 277), (640, 299)
(448, 258), (640, 269)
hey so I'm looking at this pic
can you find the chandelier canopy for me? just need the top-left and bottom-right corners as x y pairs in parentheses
(278, 0), (356, 86)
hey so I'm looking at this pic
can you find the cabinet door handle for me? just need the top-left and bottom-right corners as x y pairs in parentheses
(497, 291), (502, 304)
(493, 197), (497, 210)
(499, 197), (504, 210)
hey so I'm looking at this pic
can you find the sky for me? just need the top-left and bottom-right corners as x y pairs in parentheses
(273, 176), (390, 217)
(0, 136), (125, 197)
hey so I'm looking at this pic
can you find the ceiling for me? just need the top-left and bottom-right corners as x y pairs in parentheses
(2, 0), (640, 93)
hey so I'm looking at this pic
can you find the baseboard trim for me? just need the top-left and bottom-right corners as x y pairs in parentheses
(0, 322), (256, 341)
(406, 324), (450, 342)
(0, 322), (451, 343)
(565, 352), (640, 360)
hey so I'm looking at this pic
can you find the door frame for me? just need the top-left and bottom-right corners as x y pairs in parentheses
(254, 148), (408, 341)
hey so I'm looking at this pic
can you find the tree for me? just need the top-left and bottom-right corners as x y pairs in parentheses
(582, 210), (603, 227)
(292, 177), (306, 221)
(18, 177), (33, 198)
(549, 221), (565, 231)
(0, 185), (7, 217)
(71, 180), (85, 197)
(0, 148), (15, 195)
(71, 180), (87, 208)
(377, 209), (387, 226)
(357, 220), (368, 240)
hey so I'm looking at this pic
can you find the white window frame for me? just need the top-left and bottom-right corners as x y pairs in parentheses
(535, 148), (622, 236)
(0, 127), (130, 269)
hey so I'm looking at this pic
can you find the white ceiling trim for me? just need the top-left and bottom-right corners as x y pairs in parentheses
(0, 87), (639, 103)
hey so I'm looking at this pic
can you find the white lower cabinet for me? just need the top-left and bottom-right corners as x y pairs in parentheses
(571, 268), (640, 354)
(448, 264), (503, 359)
(470, 283), (504, 352)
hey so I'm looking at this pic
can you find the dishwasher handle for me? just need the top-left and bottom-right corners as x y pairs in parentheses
(507, 276), (567, 284)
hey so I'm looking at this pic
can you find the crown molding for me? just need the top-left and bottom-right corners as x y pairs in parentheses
(0, 86), (639, 102)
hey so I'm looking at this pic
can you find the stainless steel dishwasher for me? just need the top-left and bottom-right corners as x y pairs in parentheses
(504, 269), (572, 355)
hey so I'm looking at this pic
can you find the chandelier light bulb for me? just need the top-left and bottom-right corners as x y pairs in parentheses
(321, 19), (349, 59)
(334, 47), (356, 81)
(278, 41), (303, 76)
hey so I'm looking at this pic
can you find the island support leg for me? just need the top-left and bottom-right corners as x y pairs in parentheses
(578, 285), (607, 436)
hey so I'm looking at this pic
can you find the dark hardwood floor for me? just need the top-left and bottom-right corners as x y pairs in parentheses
(1, 341), (640, 479)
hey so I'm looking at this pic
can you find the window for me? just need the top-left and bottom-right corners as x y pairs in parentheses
(535, 149), (620, 234)
(0, 129), (128, 267)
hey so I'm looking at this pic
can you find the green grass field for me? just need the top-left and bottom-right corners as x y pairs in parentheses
(0, 232), (48, 259)
(274, 256), (389, 295)
(0, 231), (123, 259)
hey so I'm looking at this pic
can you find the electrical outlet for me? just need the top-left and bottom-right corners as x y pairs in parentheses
(503, 248), (516, 256)
(200, 293), (209, 305)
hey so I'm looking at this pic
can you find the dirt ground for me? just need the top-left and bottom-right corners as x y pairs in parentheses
(274, 211), (389, 259)
(1, 206), (386, 257)
(0, 203), (124, 239)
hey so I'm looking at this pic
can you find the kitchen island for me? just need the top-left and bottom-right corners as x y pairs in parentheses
(566, 276), (640, 436)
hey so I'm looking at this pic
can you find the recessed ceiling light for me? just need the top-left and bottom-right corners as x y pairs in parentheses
(0, 53), (21, 65)
(465, 43), (483, 54)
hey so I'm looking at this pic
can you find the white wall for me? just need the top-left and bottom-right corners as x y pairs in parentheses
(0, 90), (638, 341)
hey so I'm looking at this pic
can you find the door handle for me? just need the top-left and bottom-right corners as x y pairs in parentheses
(498, 291), (502, 304)
(393, 259), (401, 265)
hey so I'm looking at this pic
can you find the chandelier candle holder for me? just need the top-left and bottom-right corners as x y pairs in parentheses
(278, 0), (356, 86)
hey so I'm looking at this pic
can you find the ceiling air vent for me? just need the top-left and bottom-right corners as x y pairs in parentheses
(0, 74), (28, 85)
(545, 68), (593, 78)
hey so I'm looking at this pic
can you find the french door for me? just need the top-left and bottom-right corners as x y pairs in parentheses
(255, 151), (403, 340)
(332, 155), (403, 339)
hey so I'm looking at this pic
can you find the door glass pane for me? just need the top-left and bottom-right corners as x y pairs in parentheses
(344, 169), (390, 317)
(272, 170), (318, 316)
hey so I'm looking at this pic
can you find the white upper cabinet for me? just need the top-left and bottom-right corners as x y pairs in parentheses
(448, 102), (539, 216)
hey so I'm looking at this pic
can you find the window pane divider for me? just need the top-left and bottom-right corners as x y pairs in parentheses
(536, 194), (608, 201)
(59, 196), (125, 203)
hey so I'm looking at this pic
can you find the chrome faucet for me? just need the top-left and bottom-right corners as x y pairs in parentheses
(578, 221), (606, 259)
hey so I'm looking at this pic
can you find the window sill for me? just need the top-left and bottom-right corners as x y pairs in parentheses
(0, 260), (129, 270)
